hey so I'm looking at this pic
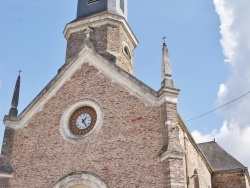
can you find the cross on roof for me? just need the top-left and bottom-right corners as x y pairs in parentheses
(18, 69), (22, 76)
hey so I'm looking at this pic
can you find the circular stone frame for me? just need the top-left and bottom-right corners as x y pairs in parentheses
(69, 106), (97, 135)
(53, 171), (110, 188)
(60, 98), (103, 142)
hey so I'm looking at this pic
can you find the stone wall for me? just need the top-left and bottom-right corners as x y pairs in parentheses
(8, 64), (164, 188)
(213, 171), (248, 188)
(0, 178), (9, 188)
(183, 132), (212, 188)
(160, 102), (186, 187)
(113, 25), (134, 74)
(65, 23), (134, 74)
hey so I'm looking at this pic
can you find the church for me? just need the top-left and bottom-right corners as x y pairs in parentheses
(0, 0), (249, 187)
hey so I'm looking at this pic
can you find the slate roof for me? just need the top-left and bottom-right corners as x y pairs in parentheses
(198, 141), (246, 172)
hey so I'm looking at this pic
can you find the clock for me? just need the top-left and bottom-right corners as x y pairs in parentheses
(76, 113), (92, 129)
(69, 106), (97, 135)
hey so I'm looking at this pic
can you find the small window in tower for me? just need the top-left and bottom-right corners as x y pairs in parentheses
(120, 0), (125, 12)
(88, 0), (99, 4)
(123, 45), (131, 60)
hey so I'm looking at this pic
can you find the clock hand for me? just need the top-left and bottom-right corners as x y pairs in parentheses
(82, 118), (87, 127)
(82, 117), (87, 123)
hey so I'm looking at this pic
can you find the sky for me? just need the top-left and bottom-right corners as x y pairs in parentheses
(0, 1), (249, 170)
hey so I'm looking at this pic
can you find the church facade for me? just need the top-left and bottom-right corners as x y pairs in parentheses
(0, 1), (249, 188)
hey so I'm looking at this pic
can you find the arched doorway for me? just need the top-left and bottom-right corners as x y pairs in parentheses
(53, 171), (109, 188)
(69, 185), (92, 188)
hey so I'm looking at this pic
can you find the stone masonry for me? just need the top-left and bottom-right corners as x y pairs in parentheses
(213, 171), (249, 188)
(1, 1), (249, 187)
(65, 15), (135, 74)
(184, 135), (212, 187)
(7, 64), (164, 187)
(160, 102), (186, 188)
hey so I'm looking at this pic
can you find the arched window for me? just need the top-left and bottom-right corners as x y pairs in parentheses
(123, 45), (131, 59)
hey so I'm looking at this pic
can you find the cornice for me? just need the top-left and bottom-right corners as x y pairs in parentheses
(0, 163), (14, 178)
(64, 11), (138, 48)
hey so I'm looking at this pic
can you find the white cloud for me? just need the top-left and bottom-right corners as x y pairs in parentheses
(214, 0), (250, 129)
(214, 0), (237, 63)
(192, 0), (250, 170)
(217, 83), (227, 98)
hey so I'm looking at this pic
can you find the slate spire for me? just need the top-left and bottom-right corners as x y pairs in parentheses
(8, 71), (21, 117)
(161, 38), (173, 87)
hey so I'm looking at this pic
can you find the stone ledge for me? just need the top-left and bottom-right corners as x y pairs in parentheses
(159, 150), (185, 162)
(3, 116), (18, 128)
(0, 163), (14, 178)
(64, 11), (138, 47)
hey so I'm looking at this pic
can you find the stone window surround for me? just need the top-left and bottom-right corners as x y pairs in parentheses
(122, 42), (132, 60)
(60, 98), (103, 142)
(53, 171), (110, 188)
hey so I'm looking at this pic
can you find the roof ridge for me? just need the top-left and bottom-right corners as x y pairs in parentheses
(197, 140), (216, 145)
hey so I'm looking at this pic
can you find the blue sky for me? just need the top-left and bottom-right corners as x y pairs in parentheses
(0, 1), (249, 169)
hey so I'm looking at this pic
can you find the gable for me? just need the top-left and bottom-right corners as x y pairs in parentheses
(8, 54), (164, 187)
(4, 46), (178, 129)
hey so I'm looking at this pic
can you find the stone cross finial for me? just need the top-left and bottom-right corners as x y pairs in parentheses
(162, 39), (172, 78)
(161, 37), (174, 87)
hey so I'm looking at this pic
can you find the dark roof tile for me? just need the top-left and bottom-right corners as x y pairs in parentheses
(198, 141), (246, 172)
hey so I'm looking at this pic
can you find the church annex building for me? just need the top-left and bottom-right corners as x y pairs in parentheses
(0, 0), (249, 187)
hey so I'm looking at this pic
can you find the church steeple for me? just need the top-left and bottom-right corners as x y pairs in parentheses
(161, 38), (173, 87)
(8, 71), (21, 117)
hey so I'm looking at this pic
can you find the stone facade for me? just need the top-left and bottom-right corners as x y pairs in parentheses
(1, 2), (249, 187)
(0, 177), (9, 188)
(213, 170), (248, 188)
(184, 136), (212, 188)
(7, 64), (164, 187)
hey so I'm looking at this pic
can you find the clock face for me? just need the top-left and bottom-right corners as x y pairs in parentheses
(76, 113), (92, 129)
(69, 106), (97, 135)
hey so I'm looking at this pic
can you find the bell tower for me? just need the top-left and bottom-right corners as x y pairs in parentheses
(64, 0), (137, 74)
